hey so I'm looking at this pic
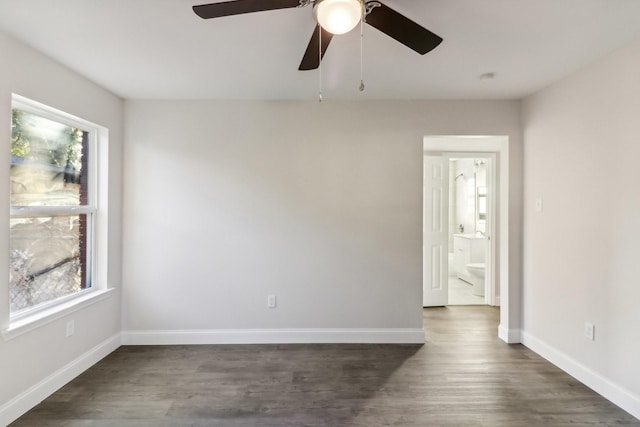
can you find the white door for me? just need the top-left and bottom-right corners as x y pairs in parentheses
(423, 155), (449, 306)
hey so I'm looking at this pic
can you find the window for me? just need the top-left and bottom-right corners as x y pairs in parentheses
(9, 97), (98, 318)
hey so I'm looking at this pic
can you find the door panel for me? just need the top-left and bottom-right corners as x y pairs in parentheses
(423, 156), (448, 307)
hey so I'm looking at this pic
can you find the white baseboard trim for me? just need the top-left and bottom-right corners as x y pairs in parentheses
(498, 324), (521, 343)
(521, 331), (640, 420)
(121, 328), (426, 345)
(0, 333), (121, 426)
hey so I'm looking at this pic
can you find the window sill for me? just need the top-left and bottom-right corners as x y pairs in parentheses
(2, 288), (115, 341)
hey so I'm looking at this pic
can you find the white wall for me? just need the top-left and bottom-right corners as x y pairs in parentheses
(122, 100), (522, 341)
(453, 159), (476, 234)
(522, 36), (640, 417)
(0, 32), (123, 424)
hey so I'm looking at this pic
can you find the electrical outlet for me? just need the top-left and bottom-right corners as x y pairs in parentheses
(584, 322), (595, 341)
(66, 320), (75, 337)
(267, 294), (277, 308)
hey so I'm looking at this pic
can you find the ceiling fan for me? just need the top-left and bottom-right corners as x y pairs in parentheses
(192, 0), (443, 71)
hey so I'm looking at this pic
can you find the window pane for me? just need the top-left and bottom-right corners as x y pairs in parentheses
(11, 109), (88, 207)
(9, 215), (90, 313)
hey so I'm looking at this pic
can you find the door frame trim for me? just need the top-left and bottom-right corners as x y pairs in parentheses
(424, 135), (513, 343)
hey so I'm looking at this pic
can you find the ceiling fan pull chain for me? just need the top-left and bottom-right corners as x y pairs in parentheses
(318, 24), (323, 102)
(359, 17), (365, 92)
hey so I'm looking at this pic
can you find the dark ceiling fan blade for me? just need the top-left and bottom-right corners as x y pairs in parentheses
(193, 0), (301, 19)
(298, 25), (334, 71)
(365, 2), (443, 55)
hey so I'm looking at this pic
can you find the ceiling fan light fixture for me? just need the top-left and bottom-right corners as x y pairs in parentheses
(314, 0), (364, 35)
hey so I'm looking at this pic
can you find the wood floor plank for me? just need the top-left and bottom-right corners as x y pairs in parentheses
(10, 306), (640, 426)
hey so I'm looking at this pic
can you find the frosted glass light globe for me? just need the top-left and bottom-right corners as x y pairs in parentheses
(314, 0), (363, 35)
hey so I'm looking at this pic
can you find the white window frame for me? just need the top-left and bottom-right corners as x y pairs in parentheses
(3, 94), (112, 340)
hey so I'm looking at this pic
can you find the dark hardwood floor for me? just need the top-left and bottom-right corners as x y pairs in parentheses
(11, 306), (640, 426)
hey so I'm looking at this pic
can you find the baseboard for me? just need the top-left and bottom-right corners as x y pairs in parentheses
(121, 328), (426, 345)
(521, 331), (640, 420)
(0, 333), (121, 426)
(498, 324), (521, 343)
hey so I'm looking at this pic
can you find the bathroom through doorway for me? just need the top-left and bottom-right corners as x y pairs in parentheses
(423, 136), (507, 312)
(423, 135), (513, 342)
(448, 156), (491, 305)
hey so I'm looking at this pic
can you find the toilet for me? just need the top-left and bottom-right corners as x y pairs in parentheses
(465, 263), (485, 297)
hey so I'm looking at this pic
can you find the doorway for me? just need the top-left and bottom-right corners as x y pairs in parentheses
(423, 153), (496, 307)
(422, 136), (511, 341)
(448, 156), (493, 305)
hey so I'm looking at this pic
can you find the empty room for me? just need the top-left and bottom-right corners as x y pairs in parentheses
(1, 1), (639, 425)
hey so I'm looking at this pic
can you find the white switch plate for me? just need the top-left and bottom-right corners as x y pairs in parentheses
(584, 322), (595, 341)
(535, 197), (543, 213)
(66, 320), (75, 337)
(267, 294), (277, 308)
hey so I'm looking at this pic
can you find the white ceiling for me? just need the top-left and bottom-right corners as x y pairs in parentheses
(1, 0), (640, 100)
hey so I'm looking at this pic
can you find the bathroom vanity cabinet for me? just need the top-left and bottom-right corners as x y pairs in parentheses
(453, 234), (485, 283)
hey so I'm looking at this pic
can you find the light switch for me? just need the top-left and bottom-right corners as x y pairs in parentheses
(267, 294), (277, 308)
(584, 322), (595, 341)
(535, 197), (543, 213)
